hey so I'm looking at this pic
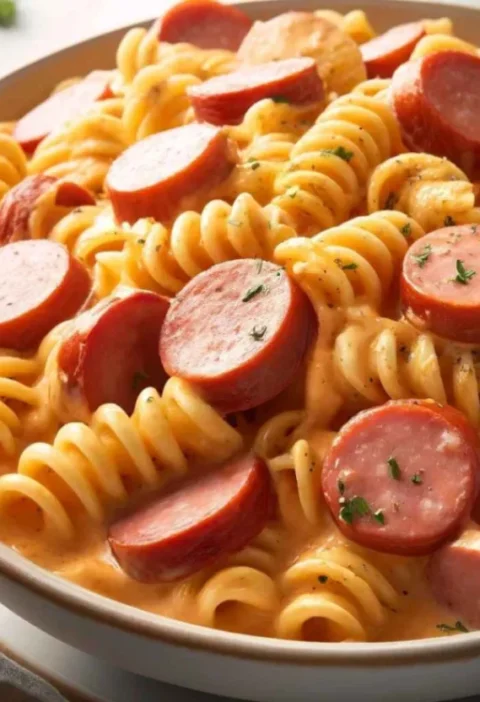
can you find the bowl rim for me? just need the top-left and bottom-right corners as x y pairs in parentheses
(2, 0), (480, 668)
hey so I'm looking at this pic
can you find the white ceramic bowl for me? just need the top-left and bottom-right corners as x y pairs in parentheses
(2, 2), (480, 700)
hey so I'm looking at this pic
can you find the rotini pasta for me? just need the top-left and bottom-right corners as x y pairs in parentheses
(0, 133), (27, 200)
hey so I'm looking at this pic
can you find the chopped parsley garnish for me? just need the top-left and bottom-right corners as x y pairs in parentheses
(411, 473), (423, 485)
(132, 370), (149, 391)
(373, 509), (385, 525)
(337, 479), (345, 495)
(436, 621), (469, 634)
(250, 161), (261, 171)
(412, 244), (432, 268)
(339, 495), (371, 525)
(444, 215), (456, 227)
(400, 223), (412, 237)
(454, 259), (476, 285)
(384, 191), (398, 210)
(335, 259), (358, 271)
(146, 396), (154, 403)
(318, 575), (329, 584)
(242, 283), (266, 302)
(271, 95), (290, 104)
(387, 457), (401, 480)
(0, 0), (15, 26)
(321, 146), (354, 162)
(249, 324), (267, 341)
(287, 186), (299, 199)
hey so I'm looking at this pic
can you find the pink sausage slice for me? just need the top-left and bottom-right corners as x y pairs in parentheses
(106, 123), (237, 225)
(360, 21), (425, 78)
(109, 453), (275, 582)
(392, 51), (480, 175)
(429, 530), (480, 629)
(57, 288), (170, 416)
(152, 0), (252, 51)
(14, 71), (113, 154)
(322, 400), (480, 556)
(159, 259), (315, 414)
(0, 175), (94, 246)
(401, 225), (480, 343)
(188, 58), (324, 125)
(0, 240), (91, 350)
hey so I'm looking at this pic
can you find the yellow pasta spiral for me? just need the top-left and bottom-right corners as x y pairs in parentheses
(333, 311), (480, 427)
(352, 79), (391, 101)
(0, 380), (242, 539)
(0, 133), (27, 201)
(314, 9), (375, 44)
(368, 153), (480, 231)
(29, 113), (128, 192)
(95, 193), (296, 296)
(272, 94), (403, 234)
(410, 33), (479, 60)
(277, 546), (399, 641)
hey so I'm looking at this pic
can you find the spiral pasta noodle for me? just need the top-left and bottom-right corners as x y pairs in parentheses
(0, 380), (242, 539)
(368, 153), (480, 232)
(95, 193), (296, 295)
(410, 33), (479, 60)
(0, 133), (27, 200)
(272, 94), (403, 234)
(314, 9), (376, 45)
(277, 545), (399, 641)
(333, 311), (480, 427)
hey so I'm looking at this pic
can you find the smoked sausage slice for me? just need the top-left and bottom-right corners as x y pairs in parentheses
(429, 530), (480, 629)
(159, 259), (315, 414)
(391, 51), (480, 175)
(57, 288), (170, 418)
(322, 400), (480, 556)
(106, 123), (237, 225)
(401, 225), (480, 343)
(14, 71), (113, 154)
(0, 240), (91, 350)
(360, 21), (425, 78)
(188, 58), (324, 126)
(109, 453), (275, 582)
(152, 0), (252, 51)
(0, 175), (94, 246)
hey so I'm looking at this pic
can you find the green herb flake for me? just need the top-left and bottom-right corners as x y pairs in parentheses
(436, 621), (469, 634)
(339, 495), (371, 525)
(373, 509), (385, 525)
(146, 396), (154, 403)
(454, 259), (476, 285)
(318, 575), (329, 584)
(287, 186), (299, 199)
(250, 161), (261, 171)
(242, 283), (266, 302)
(387, 457), (401, 480)
(384, 191), (398, 210)
(411, 473), (423, 485)
(0, 0), (15, 26)
(400, 223), (412, 237)
(444, 215), (456, 227)
(132, 370), (149, 391)
(412, 244), (432, 268)
(249, 324), (267, 341)
(335, 258), (358, 271)
(271, 95), (290, 104)
(321, 146), (354, 162)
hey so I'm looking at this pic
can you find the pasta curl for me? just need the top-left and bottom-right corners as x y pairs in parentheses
(0, 133), (27, 200)
(272, 94), (403, 234)
(410, 33), (479, 60)
(0, 380), (242, 539)
(277, 545), (399, 641)
(368, 153), (480, 231)
(314, 9), (375, 44)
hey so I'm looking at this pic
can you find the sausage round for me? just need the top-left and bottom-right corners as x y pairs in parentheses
(428, 530), (480, 629)
(0, 240), (91, 350)
(401, 225), (480, 343)
(237, 12), (366, 96)
(106, 123), (236, 225)
(159, 259), (315, 415)
(152, 0), (252, 51)
(13, 71), (113, 154)
(391, 51), (480, 175)
(322, 400), (480, 556)
(188, 57), (324, 126)
(57, 288), (170, 417)
(109, 453), (275, 582)
(0, 175), (94, 246)
(360, 21), (425, 78)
